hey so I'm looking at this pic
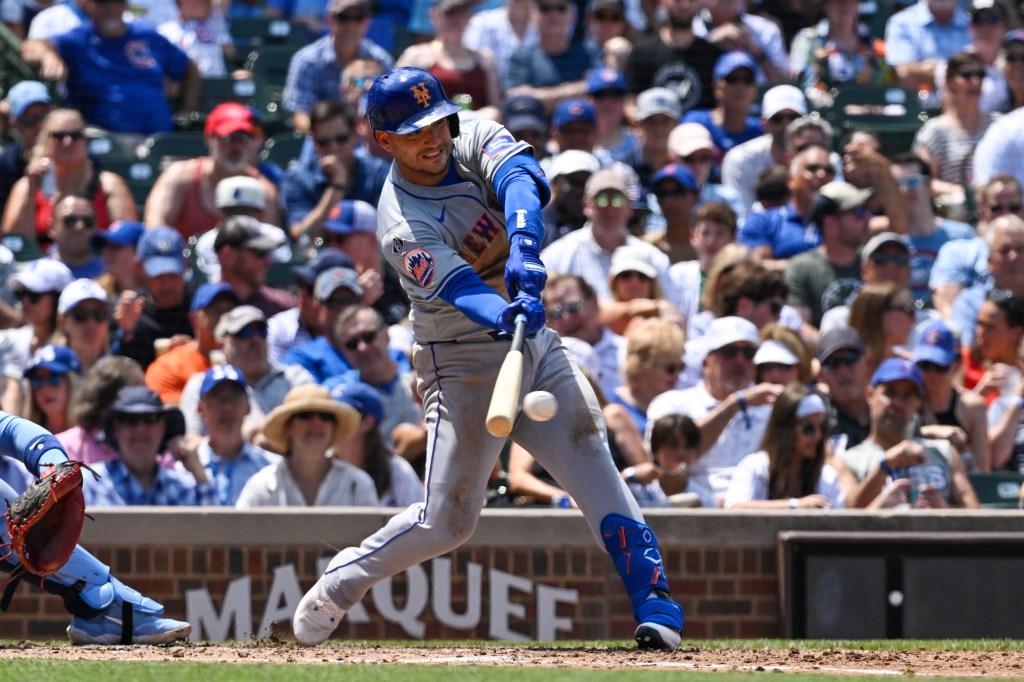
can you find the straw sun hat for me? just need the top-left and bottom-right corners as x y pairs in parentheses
(262, 385), (360, 454)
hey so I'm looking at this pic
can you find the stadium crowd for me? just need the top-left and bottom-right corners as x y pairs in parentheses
(2, 0), (1024, 512)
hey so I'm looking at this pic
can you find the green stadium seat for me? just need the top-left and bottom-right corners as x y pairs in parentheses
(229, 17), (314, 50)
(819, 85), (928, 156)
(136, 132), (209, 172)
(101, 157), (159, 212)
(260, 132), (305, 170)
(968, 471), (1024, 509)
(244, 45), (299, 89)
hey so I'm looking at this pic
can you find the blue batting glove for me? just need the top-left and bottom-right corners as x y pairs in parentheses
(505, 234), (547, 299)
(496, 296), (546, 335)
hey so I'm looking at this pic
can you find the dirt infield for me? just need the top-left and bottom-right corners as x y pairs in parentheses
(2, 641), (1023, 676)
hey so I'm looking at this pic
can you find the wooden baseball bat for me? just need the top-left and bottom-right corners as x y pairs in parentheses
(486, 314), (527, 438)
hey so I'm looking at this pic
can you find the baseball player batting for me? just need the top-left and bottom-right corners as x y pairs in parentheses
(293, 67), (684, 651)
(0, 411), (191, 644)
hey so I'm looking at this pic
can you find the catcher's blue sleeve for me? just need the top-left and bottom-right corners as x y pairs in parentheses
(0, 411), (69, 475)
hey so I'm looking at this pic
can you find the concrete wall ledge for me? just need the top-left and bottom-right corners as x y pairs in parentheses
(80, 508), (1024, 548)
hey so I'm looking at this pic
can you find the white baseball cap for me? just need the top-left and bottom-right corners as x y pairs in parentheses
(686, 316), (760, 357)
(548, 150), (601, 179)
(609, 244), (659, 280)
(761, 84), (807, 121)
(58, 278), (109, 315)
(8, 259), (73, 294)
(215, 176), (267, 211)
(753, 340), (799, 366)
(667, 123), (715, 159)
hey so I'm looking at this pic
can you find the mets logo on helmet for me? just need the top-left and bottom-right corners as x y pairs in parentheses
(411, 82), (431, 108)
(404, 248), (435, 287)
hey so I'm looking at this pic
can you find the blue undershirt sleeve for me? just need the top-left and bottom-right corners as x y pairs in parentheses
(437, 267), (507, 330)
(493, 153), (550, 243)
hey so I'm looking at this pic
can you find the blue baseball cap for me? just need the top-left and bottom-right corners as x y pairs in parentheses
(293, 248), (355, 286)
(330, 381), (383, 424)
(91, 220), (145, 251)
(324, 200), (377, 236)
(586, 68), (627, 95)
(552, 99), (596, 129)
(199, 364), (248, 398)
(137, 226), (186, 277)
(713, 51), (759, 81)
(870, 358), (924, 393)
(502, 94), (546, 133)
(25, 344), (82, 376)
(651, 163), (699, 192)
(7, 80), (50, 120)
(911, 320), (958, 368)
(191, 282), (238, 312)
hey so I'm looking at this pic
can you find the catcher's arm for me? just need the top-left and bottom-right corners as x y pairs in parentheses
(0, 412), (69, 475)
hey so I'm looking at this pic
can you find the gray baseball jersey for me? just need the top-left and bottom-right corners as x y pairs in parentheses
(377, 119), (530, 343)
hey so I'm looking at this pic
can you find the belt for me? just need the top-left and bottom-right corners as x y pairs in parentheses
(450, 330), (538, 344)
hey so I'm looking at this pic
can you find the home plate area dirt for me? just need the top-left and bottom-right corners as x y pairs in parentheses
(2, 641), (1024, 677)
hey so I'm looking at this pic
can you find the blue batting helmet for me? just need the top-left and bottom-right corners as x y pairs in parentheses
(366, 67), (462, 136)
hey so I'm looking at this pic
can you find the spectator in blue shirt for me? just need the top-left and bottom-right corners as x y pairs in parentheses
(739, 145), (836, 271)
(885, 0), (971, 90)
(194, 364), (281, 505)
(84, 386), (216, 506)
(682, 51), (763, 167)
(21, 0), (201, 137)
(280, 100), (389, 241)
(281, 0), (394, 134)
(282, 266), (365, 382)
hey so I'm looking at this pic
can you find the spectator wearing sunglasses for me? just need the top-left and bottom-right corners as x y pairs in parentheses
(890, 154), (975, 303)
(789, 0), (896, 108)
(281, 0), (393, 135)
(542, 273), (626, 399)
(326, 306), (420, 443)
(930, 174), (1023, 315)
(180, 305), (315, 436)
(144, 104), (281, 239)
(724, 383), (844, 509)
(85, 386), (214, 507)
(55, 279), (110, 374)
(602, 244), (684, 335)
(837, 358), (979, 508)
(20, 1), (201, 139)
(912, 319), (991, 472)
(541, 170), (670, 301)
(682, 53), (762, 169)
(281, 100), (390, 241)
(42, 193), (104, 279)
(821, 232), (916, 336)
(785, 181), (873, 329)
(647, 316), (781, 508)
(739, 145), (836, 272)
(915, 52), (994, 204)
(236, 384), (377, 507)
(0, 260), (73, 409)
(721, 85), (808, 213)
(282, 266), (367, 383)
(22, 344), (82, 435)
(213, 215), (294, 318)
(816, 328), (871, 452)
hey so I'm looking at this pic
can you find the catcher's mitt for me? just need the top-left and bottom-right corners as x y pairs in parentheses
(4, 461), (94, 577)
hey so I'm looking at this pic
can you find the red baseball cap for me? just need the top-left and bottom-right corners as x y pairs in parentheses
(205, 103), (261, 138)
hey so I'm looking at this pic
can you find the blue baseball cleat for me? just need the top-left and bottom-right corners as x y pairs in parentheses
(634, 589), (683, 652)
(65, 577), (191, 645)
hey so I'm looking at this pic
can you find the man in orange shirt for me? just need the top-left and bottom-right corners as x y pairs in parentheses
(145, 282), (239, 403)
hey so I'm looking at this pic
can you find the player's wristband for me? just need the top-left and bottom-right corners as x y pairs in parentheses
(878, 459), (895, 477)
(622, 466), (637, 484)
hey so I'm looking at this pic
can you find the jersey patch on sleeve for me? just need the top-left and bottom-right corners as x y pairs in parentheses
(482, 133), (516, 159)
(404, 248), (435, 287)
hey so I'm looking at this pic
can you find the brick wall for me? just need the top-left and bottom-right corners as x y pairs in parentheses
(2, 509), (1018, 642)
